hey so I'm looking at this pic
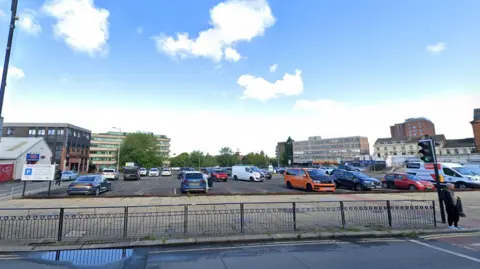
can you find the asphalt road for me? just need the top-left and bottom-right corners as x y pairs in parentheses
(0, 180), (53, 201)
(1, 233), (480, 268)
(21, 174), (400, 197)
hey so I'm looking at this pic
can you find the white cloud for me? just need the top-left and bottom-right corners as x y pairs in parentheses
(137, 27), (143, 35)
(269, 64), (278, 72)
(43, 0), (110, 56)
(426, 42), (446, 54)
(292, 92), (480, 151)
(0, 66), (25, 80)
(154, 0), (275, 62)
(238, 69), (304, 101)
(0, 9), (6, 17)
(18, 9), (42, 36)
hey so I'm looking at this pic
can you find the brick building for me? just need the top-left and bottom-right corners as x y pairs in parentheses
(471, 108), (480, 153)
(2, 123), (91, 172)
(390, 118), (436, 138)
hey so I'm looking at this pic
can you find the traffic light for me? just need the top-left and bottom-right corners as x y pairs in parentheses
(418, 139), (435, 163)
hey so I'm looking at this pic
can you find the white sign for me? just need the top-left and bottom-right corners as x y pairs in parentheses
(125, 162), (135, 167)
(21, 164), (55, 181)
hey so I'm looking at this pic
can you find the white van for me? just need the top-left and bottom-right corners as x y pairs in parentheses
(232, 165), (264, 182)
(406, 162), (480, 189)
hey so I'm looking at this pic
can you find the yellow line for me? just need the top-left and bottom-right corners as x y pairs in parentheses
(422, 232), (480, 240)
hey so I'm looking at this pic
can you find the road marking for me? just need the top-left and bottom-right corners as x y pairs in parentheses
(422, 232), (480, 240)
(409, 239), (480, 263)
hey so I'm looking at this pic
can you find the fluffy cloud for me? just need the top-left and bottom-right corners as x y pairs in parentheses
(426, 42), (446, 54)
(154, 0), (275, 62)
(269, 64), (278, 72)
(18, 9), (42, 36)
(43, 0), (110, 56)
(1, 67), (25, 80)
(238, 69), (304, 101)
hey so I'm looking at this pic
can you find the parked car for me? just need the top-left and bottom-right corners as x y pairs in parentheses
(331, 171), (382, 191)
(284, 168), (335, 192)
(149, 168), (160, 177)
(260, 169), (272, 179)
(276, 168), (285, 174)
(210, 168), (228, 182)
(161, 168), (172, 176)
(384, 172), (435, 191)
(102, 168), (119, 180)
(67, 175), (111, 196)
(180, 172), (208, 193)
(124, 166), (140, 181)
(337, 165), (362, 172)
(61, 170), (78, 181)
(139, 168), (148, 176)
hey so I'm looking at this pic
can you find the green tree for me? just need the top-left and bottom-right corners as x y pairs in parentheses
(170, 152), (190, 167)
(285, 136), (294, 165)
(189, 150), (204, 168)
(119, 132), (164, 168)
(217, 147), (236, 167)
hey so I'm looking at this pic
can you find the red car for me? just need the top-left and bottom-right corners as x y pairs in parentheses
(384, 172), (435, 191)
(210, 169), (228, 182)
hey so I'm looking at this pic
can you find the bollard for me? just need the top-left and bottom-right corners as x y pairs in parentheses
(173, 188), (177, 196)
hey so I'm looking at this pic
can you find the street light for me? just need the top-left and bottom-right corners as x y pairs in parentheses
(112, 127), (122, 171)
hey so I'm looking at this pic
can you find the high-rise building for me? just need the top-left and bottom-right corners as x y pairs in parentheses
(471, 108), (480, 153)
(2, 122), (91, 172)
(89, 131), (171, 171)
(390, 118), (436, 138)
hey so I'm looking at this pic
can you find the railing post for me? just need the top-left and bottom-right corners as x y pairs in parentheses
(386, 200), (392, 227)
(57, 208), (64, 242)
(184, 205), (188, 234)
(292, 202), (297, 231)
(240, 203), (244, 233)
(340, 201), (346, 229)
(123, 207), (128, 239)
(432, 200), (437, 227)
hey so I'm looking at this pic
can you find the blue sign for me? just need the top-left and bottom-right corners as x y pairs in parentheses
(24, 168), (33, 176)
(26, 153), (40, 162)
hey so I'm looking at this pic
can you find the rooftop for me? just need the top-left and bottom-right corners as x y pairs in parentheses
(374, 135), (446, 144)
(443, 138), (475, 148)
(405, 117), (432, 123)
(3, 122), (91, 133)
(0, 137), (50, 160)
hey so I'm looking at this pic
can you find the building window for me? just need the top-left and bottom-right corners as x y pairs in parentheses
(58, 129), (64, 136)
(454, 149), (459, 154)
(6, 128), (14, 136)
(48, 129), (55, 135)
(38, 129), (45, 135)
(73, 131), (77, 137)
(28, 129), (36, 136)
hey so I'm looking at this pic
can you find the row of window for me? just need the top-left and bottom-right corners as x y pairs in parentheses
(27, 128), (90, 140)
(90, 151), (117, 155)
(91, 157), (116, 161)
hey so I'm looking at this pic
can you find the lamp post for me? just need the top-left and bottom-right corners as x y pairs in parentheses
(112, 127), (122, 171)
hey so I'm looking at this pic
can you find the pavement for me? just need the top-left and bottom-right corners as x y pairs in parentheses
(2, 232), (480, 268)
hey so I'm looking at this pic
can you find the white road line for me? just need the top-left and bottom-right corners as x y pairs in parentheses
(409, 239), (480, 263)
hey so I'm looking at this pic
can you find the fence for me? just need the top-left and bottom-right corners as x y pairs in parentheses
(0, 200), (436, 245)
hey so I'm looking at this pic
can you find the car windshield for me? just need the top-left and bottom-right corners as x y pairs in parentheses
(406, 174), (422, 181)
(185, 173), (203, 179)
(125, 168), (137, 173)
(162, 168), (169, 171)
(454, 167), (479, 176)
(151, 168), (159, 171)
(140, 168), (146, 171)
(213, 169), (224, 173)
(76, 176), (96, 182)
(103, 169), (114, 173)
(251, 167), (261, 172)
(351, 172), (370, 179)
(306, 169), (326, 176)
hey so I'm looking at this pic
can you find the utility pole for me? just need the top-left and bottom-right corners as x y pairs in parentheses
(0, 0), (19, 139)
(112, 127), (122, 171)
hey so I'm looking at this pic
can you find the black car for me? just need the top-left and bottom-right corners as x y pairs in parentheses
(124, 166), (140, 181)
(331, 171), (382, 191)
(260, 169), (272, 179)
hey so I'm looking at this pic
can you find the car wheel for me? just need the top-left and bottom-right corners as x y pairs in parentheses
(95, 188), (100, 196)
(408, 184), (416, 191)
(355, 184), (362, 191)
(306, 184), (313, 192)
(234, 175), (238, 180)
(456, 182), (467, 189)
(286, 181), (293, 189)
(250, 177), (255, 182)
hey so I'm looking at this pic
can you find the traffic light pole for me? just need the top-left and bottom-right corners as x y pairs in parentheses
(431, 139), (446, 224)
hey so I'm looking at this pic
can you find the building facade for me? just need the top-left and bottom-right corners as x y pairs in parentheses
(2, 123), (91, 172)
(275, 142), (286, 159)
(373, 135), (475, 160)
(471, 108), (480, 153)
(390, 118), (436, 138)
(89, 131), (171, 171)
(293, 136), (370, 164)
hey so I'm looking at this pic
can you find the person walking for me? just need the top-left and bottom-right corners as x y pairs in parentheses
(54, 167), (62, 186)
(442, 183), (461, 229)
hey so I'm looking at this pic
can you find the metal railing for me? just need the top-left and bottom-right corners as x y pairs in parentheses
(0, 200), (436, 245)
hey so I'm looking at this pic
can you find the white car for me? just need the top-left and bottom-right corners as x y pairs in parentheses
(148, 168), (160, 177)
(102, 169), (119, 180)
(231, 165), (264, 182)
(139, 168), (148, 176)
(161, 168), (172, 176)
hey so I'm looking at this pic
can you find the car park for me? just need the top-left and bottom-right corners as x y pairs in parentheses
(149, 168), (160, 177)
(284, 168), (335, 192)
(180, 171), (208, 193)
(210, 168), (228, 182)
(67, 175), (112, 196)
(139, 168), (148, 177)
(161, 168), (172, 176)
(102, 168), (119, 180)
(61, 170), (78, 181)
(332, 171), (382, 191)
(384, 172), (435, 191)
(124, 166), (140, 181)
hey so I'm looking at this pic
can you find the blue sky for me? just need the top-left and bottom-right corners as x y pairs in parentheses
(1, 0), (479, 156)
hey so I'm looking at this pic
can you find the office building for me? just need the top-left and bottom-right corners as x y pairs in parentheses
(293, 136), (370, 164)
(390, 118), (436, 138)
(89, 131), (171, 171)
(275, 142), (286, 159)
(2, 122), (91, 172)
(472, 108), (480, 153)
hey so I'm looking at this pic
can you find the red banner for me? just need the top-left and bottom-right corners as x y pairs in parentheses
(0, 164), (14, 182)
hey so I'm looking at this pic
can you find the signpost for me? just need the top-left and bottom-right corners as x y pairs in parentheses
(21, 164), (55, 197)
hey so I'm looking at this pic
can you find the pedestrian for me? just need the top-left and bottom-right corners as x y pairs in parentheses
(54, 167), (62, 186)
(442, 183), (461, 229)
(202, 170), (210, 191)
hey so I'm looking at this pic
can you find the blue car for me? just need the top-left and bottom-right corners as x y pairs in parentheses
(180, 172), (208, 193)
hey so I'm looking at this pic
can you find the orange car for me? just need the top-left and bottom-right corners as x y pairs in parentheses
(284, 168), (336, 192)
